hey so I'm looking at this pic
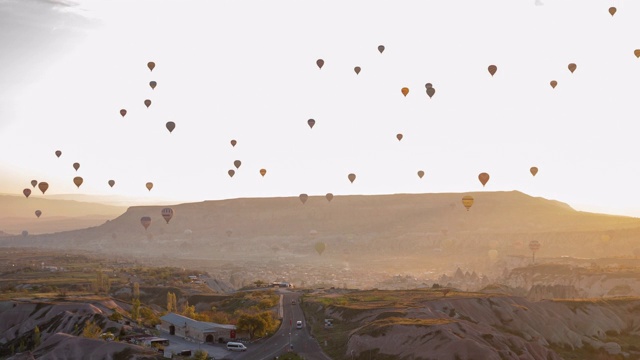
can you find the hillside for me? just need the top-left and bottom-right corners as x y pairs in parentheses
(2, 191), (640, 273)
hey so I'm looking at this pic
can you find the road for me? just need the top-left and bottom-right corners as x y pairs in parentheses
(235, 289), (332, 360)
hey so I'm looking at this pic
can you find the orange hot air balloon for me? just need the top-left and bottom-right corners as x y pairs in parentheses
(568, 63), (577, 73)
(228, 169), (235, 177)
(144, 99), (151, 108)
(348, 173), (356, 183)
(609, 7), (616, 16)
(426, 87), (436, 98)
(315, 241), (326, 255)
(73, 176), (83, 188)
(234, 160), (241, 169)
(325, 193), (333, 202)
(550, 80), (557, 89)
(108, 180), (115, 187)
(378, 45), (385, 54)
(635, 49), (640, 58)
(396, 134), (403, 141)
(316, 59), (324, 69)
(530, 167), (538, 176)
(260, 168), (267, 177)
(149, 81), (157, 90)
(146, 182), (153, 191)
(401, 87), (409, 97)
(35, 210), (42, 218)
(23, 188), (31, 198)
(462, 195), (474, 211)
(308, 119), (315, 129)
(30, 180), (37, 188)
(417, 170), (425, 179)
(140, 216), (151, 230)
(166, 121), (175, 133)
(231, 139), (237, 147)
(147, 62), (155, 71)
(55, 150), (62, 158)
(488, 65), (497, 76)
(38, 182), (48, 194)
(354, 66), (361, 75)
(73, 162), (80, 171)
(299, 193), (308, 204)
(478, 172), (490, 187)
(161, 207), (174, 224)
(120, 109), (127, 117)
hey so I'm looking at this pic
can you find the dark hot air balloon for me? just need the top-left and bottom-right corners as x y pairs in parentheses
(161, 208), (174, 223)
(73, 176), (83, 188)
(478, 172), (490, 187)
(426, 87), (436, 98)
(568, 63), (577, 73)
(73, 162), (80, 171)
(149, 81), (157, 90)
(488, 65), (497, 76)
(315, 242), (326, 255)
(354, 66), (361, 75)
(260, 169), (267, 177)
(417, 170), (425, 179)
(316, 59), (324, 69)
(55, 150), (62, 158)
(325, 193), (333, 202)
(609, 7), (616, 16)
(299, 193), (308, 204)
(108, 180), (115, 187)
(146, 182), (153, 191)
(120, 109), (127, 117)
(38, 182), (48, 194)
(35, 210), (41, 218)
(348, 173), (356, 183)
(530, 167), (538, 176)
(140, 216), (151, 230)
(166, 121), (175, 133)
(23, 189), (31, 198)
(401, 87), (409, 97)
(147, 62), (155, 71)
(31, 180), (37, 188)
(308, 119), (315, 129)
(144, 99), (151, 108)
(234, 160), (241, 169)
(231, 139), (237, 147)
(396, 134), (403, 141)
(378, 45), (385, 53)
(550, 80), (557, 89)
(228, 169), (235, 177)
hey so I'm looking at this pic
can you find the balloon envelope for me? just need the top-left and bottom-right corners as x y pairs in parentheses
(260, 168), (267, 177)
(609, 6), (616, 15)
(144, 99), (151, 108)
(550, 80), (557, 89)
(166, 121), (176, 133)
(234, 160), (241, 169)
(635, 49), (640, 58)
(140, 216), (151, 230)
(426, 87), (436, 98)
(396, 134), (403, 141)
(73, 176), (83, 188)
(315, 242), (326, 255)
(425, 83), (433, 89)
(462, 195), (474, 211)
(55, 150), (62, 158)
(73, 162), (80, 171)
(149, 81), (157, 90)
(478, 172), (490, 187)
(417, 170), (424, 179)
(120, 109), (127, 117)
(378, 45), (385, 53)
(348, 173), (356, 183)
(308, 119), (315, 129)
(35, 210), (41, 218)
(354, 66), (361, 75)
(108, 180), (115, 187)
(325, 193), (333, 202)
(299, 194), (308, 204)
(31, 180), (37, 188)
(228, 169), (235, 177)
(161, 208), (174, 223)
(23, 188), (31, 198)
(147, 62), (155, 71)
(488, 65), (497, 76)
(530, 167), (538, 176)
(401, 87), (409, 97)
(231, 139), (237, 147)
(529, 240), (541, 251)
(146, 182), (153, 191)
(38, 182), (48, 194)
(568, 63), (577, 73)
(316, 59), (324, 69)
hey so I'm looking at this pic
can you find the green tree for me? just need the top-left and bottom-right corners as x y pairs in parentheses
(193, 349), (208, 360)
(181, 301), (196, 319)
(82, 320), (102, 339)
(254, 280), (266, 287)
(108, 311), (123, 322)
(167, 291), (177, 312)
(33, 325), (41, 349)
(133, 282), (140, 299)
(18, 340), (26, 353)
(131, 298), (140, 321)
(236, 313), (268, 339)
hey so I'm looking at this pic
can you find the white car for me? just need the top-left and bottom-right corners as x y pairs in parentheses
(296, 321), (303, 329)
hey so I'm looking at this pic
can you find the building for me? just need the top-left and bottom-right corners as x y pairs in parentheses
(159, 313), (246, 343)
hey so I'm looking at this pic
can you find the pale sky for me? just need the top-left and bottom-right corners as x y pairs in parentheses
(1, 0), (640, 216)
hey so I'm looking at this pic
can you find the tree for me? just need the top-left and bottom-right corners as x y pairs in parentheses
(236, 312), (274, 339)
(133, 282), (140, 299)
(82, 320), (102, 339)
(33, 325), (41, 349)
(442, 289), (451, 297)
(94, 270), (110, 294)
(181, 301), (196, 319)
(193, 349), (208, 360)
(254, 280), (266, 287)
(108, 311), (122, 322)
(131, 298), (140, 321)
(167, 292), (177, 312)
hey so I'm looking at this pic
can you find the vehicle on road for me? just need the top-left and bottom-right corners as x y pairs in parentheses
(291, 299), (296, 305)
(296, 321), (303, 329)
(227, 342), (247, 351)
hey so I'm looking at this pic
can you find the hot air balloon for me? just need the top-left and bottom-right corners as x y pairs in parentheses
(568, 63), (577, 73)
(38, 182), (48, 194)
(22, 230), (28, 237)
(120, 109), (127, 117)
(348, 173), (356, 183)
(530, 167), (538, 176)
(55, 150), (62, 158)
(226, 230), (233, 237)
(308, 119), (315, 129)
(144, 99), (151, 108)
(354, 66), (361, 75)
(73, 162), (80, 171)
(23, 189), (31, 198)
(462, 195), (474, 211)
(73, 176), (83, 188)
(260, 169), (267, 177)
(609, 7), (616, 16)
(147, 62), (155, 71)
(325, 193), (333, 202)
(140, 216), (151, 230)
(166, 121), (175, 133)
(529, 240), (541, 263)
(478, 172), (490, 187)
(396, 134), (403, 141)
(146, 182), (153, 191)
(635, 49), (640, 58)
(425, 83), (433, 89)
(228, 169), (235, 177)
(234, 160), (241, 169)
(149, 81), (157, 90)
(108, 180), (115, 187)
(488, 65), (497, 76)
(231, 139), (237, 147)
(426, 87), (436, 98)
(35, 210), (42, 218)
(316, 59), (324, 69)
(315, 241), (326, 255)
(299, 193), (308, 204)
(417, 170), (425, 179)
(31, 180), (37, 188)
(550, 80), (557, 89)
(310, 229), (318, 237)
(378, 45), (385, 53)
(401, 87), (409, 97)
(161, 208), (174, 223)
